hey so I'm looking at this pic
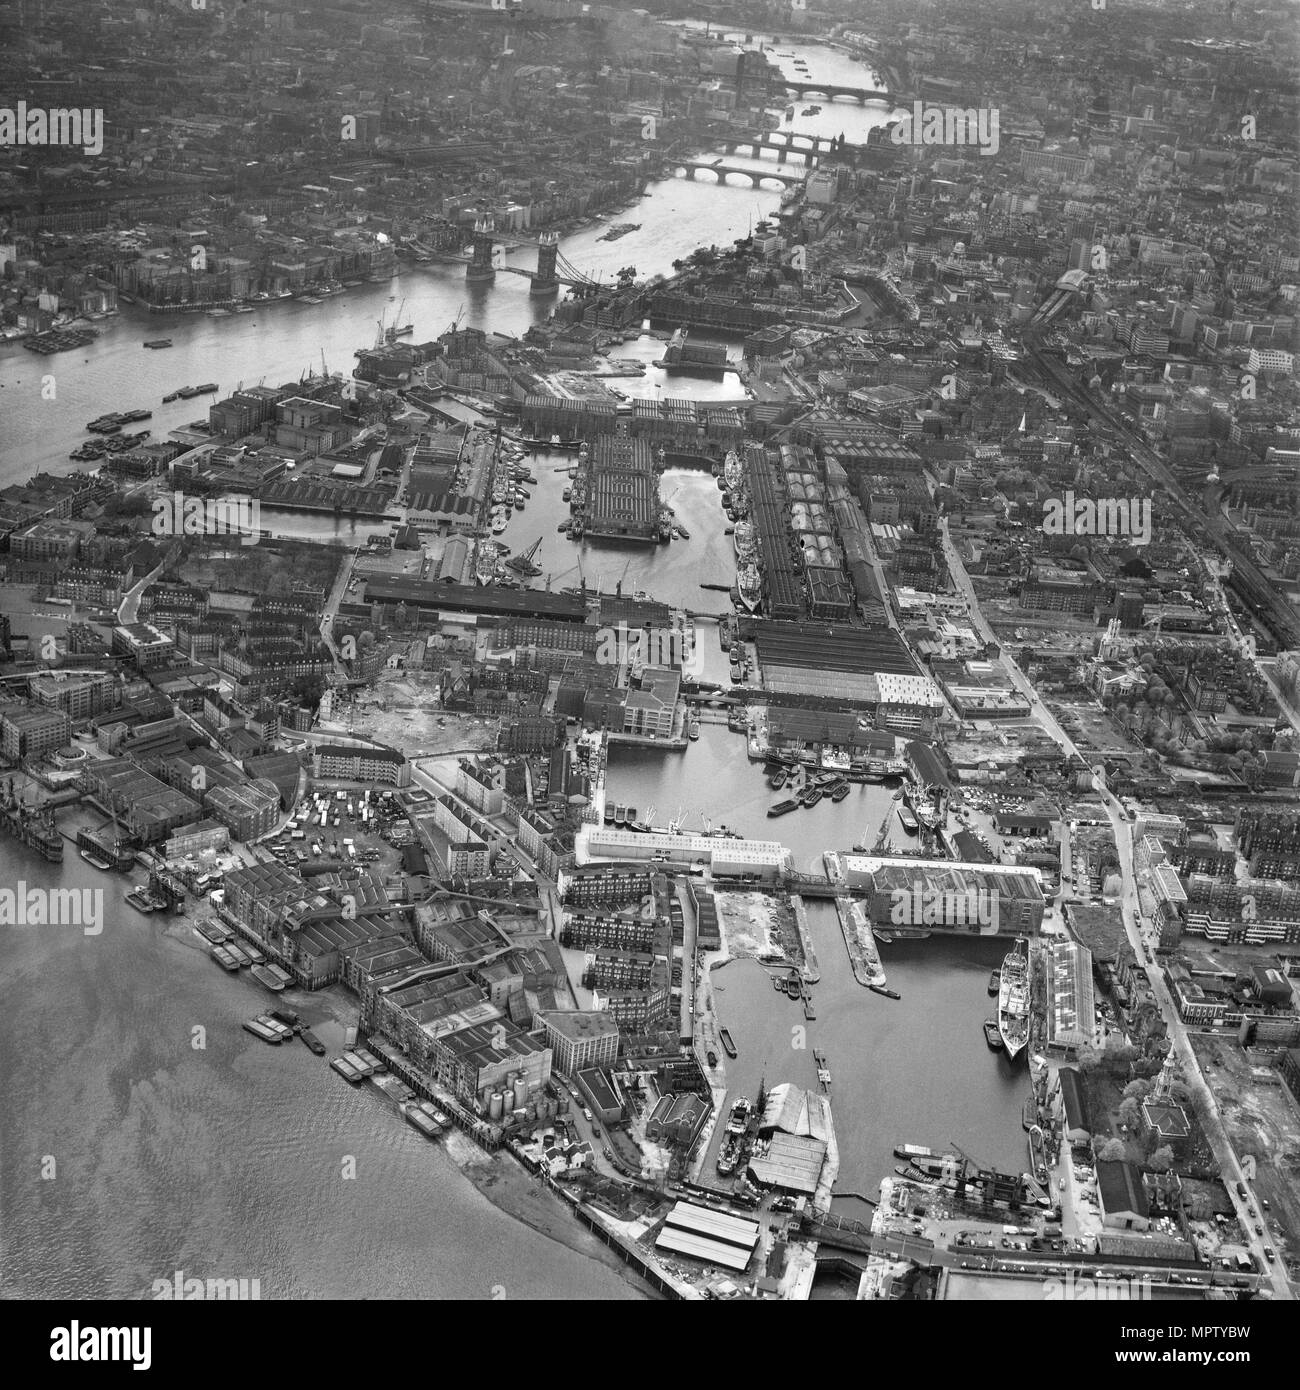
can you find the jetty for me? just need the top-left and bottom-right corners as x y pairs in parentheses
(834, 897), (888, 990)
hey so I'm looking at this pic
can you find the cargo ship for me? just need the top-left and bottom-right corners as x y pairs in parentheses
(2, 800), (64, 862)
(737, 563), (762, 613)
(997, 936), (1030, 1060)
(732, 518), (757, 563)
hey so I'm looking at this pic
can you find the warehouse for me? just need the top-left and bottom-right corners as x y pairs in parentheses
(654, 1201), (760, 1273)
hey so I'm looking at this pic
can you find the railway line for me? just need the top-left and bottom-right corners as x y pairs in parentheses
(1020, 330), (1300, 651)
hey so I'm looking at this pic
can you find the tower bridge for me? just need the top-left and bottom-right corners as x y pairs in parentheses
(458, 217), (598, 293)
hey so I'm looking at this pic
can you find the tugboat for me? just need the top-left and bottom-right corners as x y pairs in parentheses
(814, 1050), (831, 1090)
(984, 1019), (1003, 1050)
(987, 969), (1000, 996)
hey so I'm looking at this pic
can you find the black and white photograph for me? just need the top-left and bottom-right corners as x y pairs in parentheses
(0, 0), (1297, 1341)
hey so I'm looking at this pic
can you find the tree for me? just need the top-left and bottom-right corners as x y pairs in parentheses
(1149, 1145), (1175, 1172)
(1122, 1079), (1152, 1101)
(1097, 1138), (1127, 1162)
(1117, 1096), (1142, 1129)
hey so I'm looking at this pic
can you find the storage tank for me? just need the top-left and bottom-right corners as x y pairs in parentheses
(513, 1076), (529, 1110)
(489, 1091), (504, 1121)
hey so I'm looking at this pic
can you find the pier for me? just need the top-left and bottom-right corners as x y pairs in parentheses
(834, 896), (887, 990)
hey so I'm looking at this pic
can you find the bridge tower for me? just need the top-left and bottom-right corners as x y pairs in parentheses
(530, 231), (559, 296)
(466, 214), (496, 282)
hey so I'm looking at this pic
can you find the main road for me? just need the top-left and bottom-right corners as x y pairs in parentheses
(938, 517), (1083, 762)
(1092, 765), (1292, 1300)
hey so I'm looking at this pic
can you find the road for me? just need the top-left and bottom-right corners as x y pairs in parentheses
(939, 518), (1083, 761)
(1092, 766), (1292, 1300)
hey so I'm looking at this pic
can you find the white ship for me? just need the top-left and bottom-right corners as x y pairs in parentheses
(997, 936), (1030, 1060)
(723, 450), (744, 494)
(733, 518), (757, 564)
(737, 563), (762, 613)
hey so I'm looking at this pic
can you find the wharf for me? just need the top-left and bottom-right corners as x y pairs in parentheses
(834, 897), (887, 990)
(789, 894), (820, 984)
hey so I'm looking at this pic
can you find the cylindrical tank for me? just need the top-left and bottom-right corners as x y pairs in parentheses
(513, 1076), (528, 1110)
(489, 1091), (504, 1121)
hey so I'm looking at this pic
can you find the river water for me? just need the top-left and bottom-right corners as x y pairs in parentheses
(605, 726), (1032, 1215)
(0, 32), (954, 1301)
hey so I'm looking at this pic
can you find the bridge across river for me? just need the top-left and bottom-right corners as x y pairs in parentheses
(672, 159), (806, 189)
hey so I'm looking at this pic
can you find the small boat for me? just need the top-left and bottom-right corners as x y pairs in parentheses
(142, 339), (172, 349)
(194, 918), (231, 946)
(125, 887), (157, 913)
(984, 1019), (1003, 1049)
(251, 964), (287, 991)
(800, 787), (823, 808)
(613, 804), (628, 827)
(988, 970), (1000, 996)
(331, 1056), (364, 1083)
(299, 1027), (327, 1056)
(402, 1102), (443, 1139)
(688, 716), (700, 741)
(897, 806), (919, 833)
(768, 799), (800, 817)
(830, 782), (850, 802)
(894, 1144), (941, 1160)
(719, 1028), (738, 1059)
(79, 849), (111, 871)
(604, 803), (615, 824)
(768, 768), (787, 789)
(210, 944), (240, 971)
(224, 941), (252, 967)
(242, 1017), (282, 1043)
(869, 984), (902, 1001)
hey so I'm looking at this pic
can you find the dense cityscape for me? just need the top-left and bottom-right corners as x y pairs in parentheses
(2, 0), (1299, 1322)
